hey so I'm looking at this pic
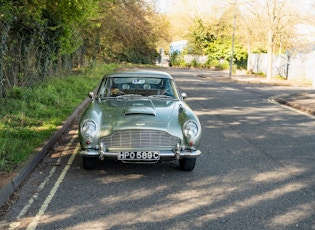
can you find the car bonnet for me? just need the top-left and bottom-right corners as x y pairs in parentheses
(99, 98), (181, 132)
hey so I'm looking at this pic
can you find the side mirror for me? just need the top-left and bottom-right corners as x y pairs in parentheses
(88, 92), (94, 98)
(181, 92), (187, 99)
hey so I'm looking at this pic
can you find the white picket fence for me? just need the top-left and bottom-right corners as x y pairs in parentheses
(166, 52), (315, 86)
(250, 52), (315, 86)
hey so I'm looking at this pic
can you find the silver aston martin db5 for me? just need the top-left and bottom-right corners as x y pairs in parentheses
(78, 70), (202, 171)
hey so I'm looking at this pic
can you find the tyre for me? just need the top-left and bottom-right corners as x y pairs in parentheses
(179, 158), (196, 171)
(83, 157), (97, 170)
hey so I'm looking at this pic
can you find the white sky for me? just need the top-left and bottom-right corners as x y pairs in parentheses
(156, 0), (168, 12)
(155, 0), (315, 14)
(154, 0), (315, 39)
(155, 0), (219, 13)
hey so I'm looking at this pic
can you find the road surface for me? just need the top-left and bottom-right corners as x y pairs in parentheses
(1, 68), (314, 230)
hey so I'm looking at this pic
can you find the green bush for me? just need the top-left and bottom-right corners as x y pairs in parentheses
(190, 59), (199, 68)
(216, 60), (230, 70)
(0, 63), (117, 172)
(204, 58), (218, 68)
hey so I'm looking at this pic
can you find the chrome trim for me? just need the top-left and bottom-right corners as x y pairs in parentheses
(80, 149), (201, 159)
(101, 130), (181, 149)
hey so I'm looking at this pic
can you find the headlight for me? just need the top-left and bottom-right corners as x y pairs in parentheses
(183, 121), (199, 139)
(81, 120), (97, 139)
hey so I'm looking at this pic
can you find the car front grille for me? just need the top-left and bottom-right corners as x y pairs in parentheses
(101, 130), (181, 149)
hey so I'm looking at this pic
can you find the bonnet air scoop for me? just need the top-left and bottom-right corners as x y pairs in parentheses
(124, 100), (156, 116)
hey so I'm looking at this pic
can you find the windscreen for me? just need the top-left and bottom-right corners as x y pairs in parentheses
(99, 77), (180, 99)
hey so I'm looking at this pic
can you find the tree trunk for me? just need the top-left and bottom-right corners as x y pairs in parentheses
(266, 29), (273, 81)
(0, 23), (10, 97)
(247, 34), (252, 74)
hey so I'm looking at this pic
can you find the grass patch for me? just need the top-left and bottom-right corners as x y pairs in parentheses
(0, 63), (118, 172)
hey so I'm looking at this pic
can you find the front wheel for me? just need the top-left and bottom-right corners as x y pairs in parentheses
(179, 158), (196, 171)
(83, 157), (97, 170)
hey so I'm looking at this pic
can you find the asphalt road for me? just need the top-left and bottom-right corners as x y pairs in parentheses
(1, 68), (315, 229)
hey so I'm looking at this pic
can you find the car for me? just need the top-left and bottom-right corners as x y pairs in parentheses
(78, 70), (202, 171)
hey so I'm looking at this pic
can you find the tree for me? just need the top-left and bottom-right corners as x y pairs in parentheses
(187, 18), (215, 55)
(238, 0), (312, 80)
(0, 0), (171, 96)
(93, 0), (161, 64)
(185, 6), (247, 68)
(0, 0), (14, 96)
(162, 0), (315, 77)
(0, 0), (98, 95)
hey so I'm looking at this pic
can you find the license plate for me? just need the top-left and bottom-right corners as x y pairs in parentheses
(118, 151), (160, 161)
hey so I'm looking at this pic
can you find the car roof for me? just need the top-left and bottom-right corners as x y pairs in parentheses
(105, 70), (173, 79)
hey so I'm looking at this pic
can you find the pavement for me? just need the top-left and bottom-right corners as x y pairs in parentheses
(271, 93), (315, 117)
(0, 74), (315, 209)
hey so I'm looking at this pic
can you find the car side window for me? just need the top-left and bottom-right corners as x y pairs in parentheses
(97, 78), (108, 98)
(102, 79), (112, 97)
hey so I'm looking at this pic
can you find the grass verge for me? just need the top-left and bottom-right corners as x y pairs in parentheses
(0, 63), (118, 172)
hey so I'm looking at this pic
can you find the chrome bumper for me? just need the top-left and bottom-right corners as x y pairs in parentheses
(80, 149), (201, 160)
